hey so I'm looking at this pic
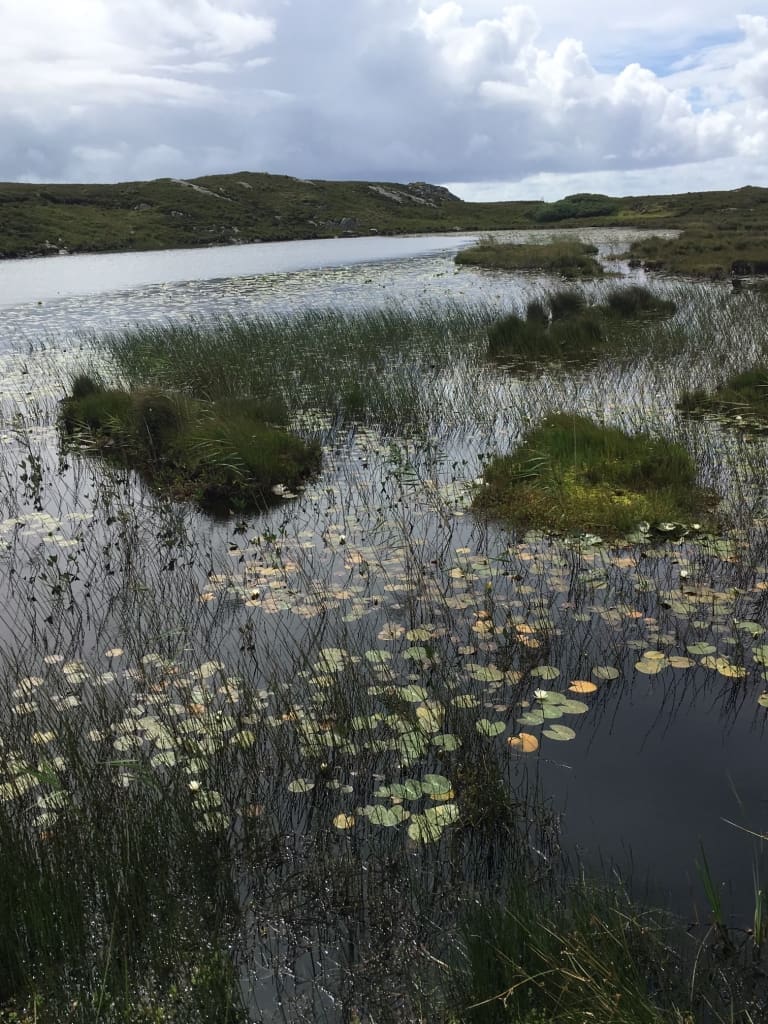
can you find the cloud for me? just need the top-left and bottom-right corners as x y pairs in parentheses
(0, 0), (767, 198)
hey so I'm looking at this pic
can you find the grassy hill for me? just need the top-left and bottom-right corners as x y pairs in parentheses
(1, 172), (767, 277)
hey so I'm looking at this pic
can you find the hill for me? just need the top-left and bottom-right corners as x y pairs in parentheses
(1, 173), (767, 276)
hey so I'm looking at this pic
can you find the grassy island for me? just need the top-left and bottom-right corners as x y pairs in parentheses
(475, 413), (714, 538)
(456, 237), (603, 278)
(60, 376), (320, 514)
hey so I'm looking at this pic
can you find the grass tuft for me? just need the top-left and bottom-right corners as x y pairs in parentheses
(474, 413), (715, 537)
(60, 381), (320, 514)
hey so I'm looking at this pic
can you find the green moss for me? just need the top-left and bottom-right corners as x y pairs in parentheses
(474, 413), (714, 537)
(456, 239), (603, 278)
(59, 382), (319, 514)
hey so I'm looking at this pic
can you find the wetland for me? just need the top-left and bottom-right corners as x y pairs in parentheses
(2, 230), (768, 1022)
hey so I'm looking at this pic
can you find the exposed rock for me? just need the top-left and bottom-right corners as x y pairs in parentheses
(172, 178), (232, 202)
(407, 182), (461, 203)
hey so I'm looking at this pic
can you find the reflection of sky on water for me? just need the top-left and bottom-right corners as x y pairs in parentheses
(0, 227), (663, 353)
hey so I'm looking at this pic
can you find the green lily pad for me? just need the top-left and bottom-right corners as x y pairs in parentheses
(476, 719), (506, 737)
(530, 665), (560, 680)
(467, 664), (505, 682)
(421, 773), (453, 796)
(365, 805), (402, 827)
(686, 642), (717, 656)
(560, 699), (589, 715)
(432, 733), (461, 751)
(542, 724), (576, 741)
(518, 710), (545, 727)
(287, 778), (315, 794)
(592, 666), (619, 681)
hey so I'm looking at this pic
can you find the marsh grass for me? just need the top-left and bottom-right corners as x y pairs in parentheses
(456, 238), (604, 278)
(628, 228), (768, 279)
(487, 285), (677, 365)
(454, 882), (692, 1023)
(475, 413), (716, 537)
(60, 377), (320, 513)
(680, 366), (768, 425)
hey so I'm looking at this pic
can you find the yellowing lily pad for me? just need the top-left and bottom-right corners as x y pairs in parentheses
(333, 813), (355, 830)
(568, 680), (598, 694)
(508, 732), (539, 753)
(634, 659), (667, 675)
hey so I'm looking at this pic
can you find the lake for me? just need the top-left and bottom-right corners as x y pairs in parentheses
(0, 227), (764, 1021)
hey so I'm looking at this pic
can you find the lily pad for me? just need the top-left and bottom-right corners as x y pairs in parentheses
(592, 666), (619, 681)
(476, 718), (506, 737)
(508, 732), (539, 753)
(542, 724), (577, 741)
(421, 773), (453, 796)
(530, 665), (560, 680)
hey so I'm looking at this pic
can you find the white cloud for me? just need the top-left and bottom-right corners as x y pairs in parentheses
(0, 0), (766, 198)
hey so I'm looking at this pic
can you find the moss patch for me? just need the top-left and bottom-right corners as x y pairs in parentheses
(456, 238), (603, 278)
(60, 377), (320, 514)
(474, 413), (715, 538)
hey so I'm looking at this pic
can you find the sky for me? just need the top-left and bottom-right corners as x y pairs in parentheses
(2, 1), (767, 201)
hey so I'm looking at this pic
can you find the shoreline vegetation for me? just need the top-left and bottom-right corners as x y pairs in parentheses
(0, 172), (767, 279)
(4, 237), (768, 1020)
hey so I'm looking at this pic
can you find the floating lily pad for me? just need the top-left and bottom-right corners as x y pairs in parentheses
(592, 666), (619, 681)
(508, 732), (539, 753)
(432, 733), (461, 751)
(634, 659), (667, 675)
(366, 805), (403, 827)
(476, 718), (506, 737)
(467, 664), (505, 682)
(333, 813), (355, 830)
(569, 680), (598, 694)
(518, 710), (545, 726)
(543, 724), (577, 741)
(560, 699), (589, 715)
(530, 665), (560, 680)
(687, 642), (717, 656)
(421, 773), (453, 796)
(287, 778), (315, 794)
(401, 684), (430, 702)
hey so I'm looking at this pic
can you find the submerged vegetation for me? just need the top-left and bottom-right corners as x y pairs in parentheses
(456, 237), (604, 278)
(474, 413), (714, 538)
(3, 250), (768, 1020)
(60, 375), (320, 513)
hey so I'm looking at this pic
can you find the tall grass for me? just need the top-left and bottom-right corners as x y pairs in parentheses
(81, 306), (494, 436)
